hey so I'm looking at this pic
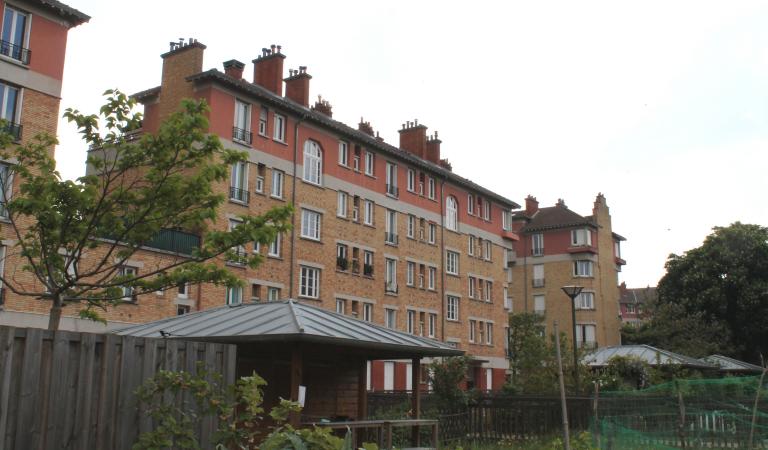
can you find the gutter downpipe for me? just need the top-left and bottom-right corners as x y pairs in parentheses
(288, 113), (309, 298)
(439, 178), (447, 342)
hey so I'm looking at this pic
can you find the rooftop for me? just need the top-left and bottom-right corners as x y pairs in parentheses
(583, 345), (717, 370)
(518, 204), (596, 233)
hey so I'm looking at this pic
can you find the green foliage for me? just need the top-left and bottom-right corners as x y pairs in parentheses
(626, 222), (768, 363)
(0, 90), (292, 328)
(429, 356), (472, 411)
(590, 355), (654, 391)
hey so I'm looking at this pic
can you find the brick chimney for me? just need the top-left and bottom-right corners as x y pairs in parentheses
(311, 95), (332, 117)
(525, 195), (539, 215)
(425, 131), (441, 164)
(253, 44), (285, 95)
(158, 38), (206, 122)
(223, 59), (245, 79)
(358, 118), (374, 136)
(399, 120), (427, 159)
(556, 198), (567, 208)
(284, 66), (311, 107)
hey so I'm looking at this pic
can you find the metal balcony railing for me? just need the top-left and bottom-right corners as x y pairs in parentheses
(385, 281), (398, 294)
(145, 229), (201, 255)
(384, 232), (398, 245)
(232, 126), (253, 144)
(532, 278), (545, 288)
(229, 186), (250, 204)
(336, 256), (349, 271)
(363, 263), (374, 277)
(0, 40), (31, 65)
(1, 121), (22, 142)
(532, 247), (544, 256)
(386, 184), (399, 197)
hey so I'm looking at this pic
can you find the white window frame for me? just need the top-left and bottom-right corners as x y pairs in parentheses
(271, 169), (284, 199)
(268, 233), (281, 257)
(446, 295), (459, 321)
(336, 298), (346, 314)
(233, 99), (251, 142)
(574, 260), (594, 277)
(427, 177), (435, 199)
(406, 261), (415, 286)
(428, 313), (436, 338)
(467, 194), (474, 215)
(484, 240), (492, 261)
(468, 277), (477, 299)
(364, 200), (374, 225)
(364, 151), (374, 176)
(428, 223), (436, 244)
(258, 106), (268, 136)
(363, 303), (373, 322)
(534, 294), (546, 314)
(385, 308), (396, 329)
(337, 191), (348, 218)
(486, 322), (493, 345)
(301, 209), (321, 241)
(428, 267), (436, 290)
(446, 251), (459, 275)
(576, 291), (595, 309)
(299, 265), (320, 299)
(303, 140), (323, 185)
(338, 140), (349, 166)
(468, 235), (475, 256)
(267, 287), (280, 301)
(483, 199), (491, 220)
(445, 196), (458, 231)
(119, 266), (137, 301)
(484, 280), (492, 302)
(407, 215), (415, 238)
(230, 161), (248, 201)
(226, 286), (243, 306)
(532, 233), (544, 256)
(571, 228), (592, 246)
(469, 320), (476, 343)
(385, 258), (397, 292)
(1, 6), (29, 62)
(385, 162), (398, 196)
(273, 113), (286, 142)
(407, 169), (415, 192)
(407, 310), (416, 334)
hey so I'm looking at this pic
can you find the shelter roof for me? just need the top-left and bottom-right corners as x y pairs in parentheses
(583, 345), (717, 370)
(700, 355), (764, 373)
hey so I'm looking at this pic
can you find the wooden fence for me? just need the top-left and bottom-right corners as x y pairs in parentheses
(0, 326), (237, 450)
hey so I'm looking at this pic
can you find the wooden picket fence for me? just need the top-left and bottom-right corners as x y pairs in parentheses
(0, 326), (237, 450)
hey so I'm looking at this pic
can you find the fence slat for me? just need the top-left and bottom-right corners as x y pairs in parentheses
(95, 334), (120, 450)
(16, 328), (43, 449)
(0, 326), (15, 450)
(73, 332), (96, 450)
(116, 336), (138, 450)
(44, 331), (71, 450)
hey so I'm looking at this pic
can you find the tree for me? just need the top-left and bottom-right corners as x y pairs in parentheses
(428, 356), (473, 411)
(627, 223), (768, 363)
(0, 90), (292, 330)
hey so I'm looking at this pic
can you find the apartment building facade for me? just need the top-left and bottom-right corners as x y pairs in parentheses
(509, 194), (625, 349)
(0, 0), (89, 327)
(618, 282), (655, 326)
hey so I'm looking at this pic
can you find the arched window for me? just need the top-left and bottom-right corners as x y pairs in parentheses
(303, 140), (322, 185)
(446, 196), (458, 231)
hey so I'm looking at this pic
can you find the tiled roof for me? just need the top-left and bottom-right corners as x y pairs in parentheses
(177, 69), (519, 210)
(521, 205), (595, 233)
(583, 345), (717, 370)
(115, 299), (463, 358)
(619, 286), (657, 304)
(35, 0), (90, 25)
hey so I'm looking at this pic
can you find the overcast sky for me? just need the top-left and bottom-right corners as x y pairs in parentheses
(55, 0), (768, 287)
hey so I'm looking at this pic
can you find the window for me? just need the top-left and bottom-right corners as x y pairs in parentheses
(258, 106), (268, 136)
(385, 258), (397, 293)
(406, 215), (415, 238)
(406, 261), (415, 286)
(251, 284), (261, 301)
(226, 286), (243, 306)
(0, 163), (10, 217)
(484, 280), (492, 302)
(363, 200), (374, 225)
(418, 264), (425, 288)
(273, 113), (286, 142)
(363, 250), (374, 277)
(407, 169), (415, 192)
(532, 264), (544, 287)
(253, 238), (261, 254)
(255, 164), (265, 193)
(467, 194), (474, 215)
(385, 210), (397, 244)
(574, 260), (594, 277)
(428, 267), (436, 290)
(615, 241), (622, 258)
(336, 298), (346, 315)
(428, 314), (436, 338)
(446, 251), (459, 275)
(385, 162), (398, 197)
(271, 169), (284, 198)
(571, 228), (592, 246)
(469, 320), (476, 343)
(233, 100), (251, 143)
(447, 295), (459, 321)
(1, 6), (29, 64)
(336, 244), (348, 271)
(532, 233), (544, 256)
(363, 303), (373, 322)
(486, 322), (493, 345)
(230, 162), (249, 203)
(407, 310), (416, 334)
(428, 223), (436, 244)
(483, 199), (491, 220)
(267, 287), (280, 301)
(534, 294), (545, 315)
(385, 308), (396, 329)
(119, 266), (137, 301)
(364, 151), (374, 176)
(427, 177), (435, 199)
(0, 83), (21, 139)
(576, 324), (597, 348)
(177, 283), (188, 299)
(303, 140), (323, 185)
(299, 266), (320, 298)
(338, 141), (349, 166)
(301, 209), (321, 241)
(445, 196), (458, 231)
(177, 305), (190, 315)
(626, 303), (636, 314)
(484, 240), (492, 261)
(576, 291), (595, 309)
(228, 219), (246, 262)
(353, 145), (361, 171)
(337, 191), (348, 217)
(502, 210), (513, 231)
(468, 236), (475, 256)
(268, 233), (281, 257)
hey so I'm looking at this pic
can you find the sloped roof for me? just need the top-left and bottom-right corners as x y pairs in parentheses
(521, 205), (596, 233)
(619, 286), (657, 305)
(701, 355), (764, 373)
(583, 345), (717, 370)
(34, 0), (90, 25)
(114, 300), (462, 357)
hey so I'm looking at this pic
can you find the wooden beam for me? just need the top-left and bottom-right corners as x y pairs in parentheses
(411, 357), (421, 446)
(289, 346), (303, 427)
(357, 359), (368, 420)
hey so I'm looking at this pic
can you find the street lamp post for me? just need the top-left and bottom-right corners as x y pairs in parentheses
(561, 285), (584, 394)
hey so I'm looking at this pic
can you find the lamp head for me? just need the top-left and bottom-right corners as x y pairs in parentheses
(561, 285), (584, 299)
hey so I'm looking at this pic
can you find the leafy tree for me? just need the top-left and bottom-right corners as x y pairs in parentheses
(428, 356), (472, 411)
(0, 90), (292, 330)
(626, 223), (768, 363)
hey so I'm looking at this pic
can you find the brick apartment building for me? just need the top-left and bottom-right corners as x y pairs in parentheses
(509, 194), (625, 349)
(2, 39), (522, 391)
(0, 0), (89, 325)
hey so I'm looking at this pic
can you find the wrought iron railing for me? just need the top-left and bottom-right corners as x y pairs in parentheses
(0, 40), (30, 65)
(1, 121), (22, 142)
(532, 247), (544, 256)
(145, 229), (201, 255)
(229, 186), (250, 204)
(232, 126), (252, 144)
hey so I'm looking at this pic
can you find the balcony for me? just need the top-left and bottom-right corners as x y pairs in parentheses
(532, 247), (544, 257)
(0, 40), (31, 65)
(384, 232), (398, 246)
(1, 121), (22, 142)
(567, 245), (598, 255)
(385, 281), (398, 294)
(504, 297), (513, 311)
(501, 229), (519, 241)
(232, 126), (253, 144)
(145, 229), (201, 255)
(386, 184), (399, 197)
(532, 278), (545, 288)
(229, 186), (250, 204)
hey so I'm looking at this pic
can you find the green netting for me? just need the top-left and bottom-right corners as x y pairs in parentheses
(593, 375), (768, 449)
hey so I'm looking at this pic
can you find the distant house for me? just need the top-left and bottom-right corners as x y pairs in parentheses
(618, 283), (657, 325)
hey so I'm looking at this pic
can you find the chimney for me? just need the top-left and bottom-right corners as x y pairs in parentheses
(525, 195), (539, 215)
(223, 59), (245, 79)
(425, 131), (441, 164)
(439, 159), (452, 171)
(311, 95), (333, 117)
(253, 44), (286, 95)
(158, 38), (206, 122)
(398, 119), (427, 159)
(284, 66), (312, 107)
(556, 198), (567, 208)
(358, 118), (374, 136)
(375, 131), (384, 142)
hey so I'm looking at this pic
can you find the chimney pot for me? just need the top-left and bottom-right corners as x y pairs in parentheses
(253, 44), (287, 95)
(284, 64), (312, 106)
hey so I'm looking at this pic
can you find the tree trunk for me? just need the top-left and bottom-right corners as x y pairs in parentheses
(48, 302), (62, 331)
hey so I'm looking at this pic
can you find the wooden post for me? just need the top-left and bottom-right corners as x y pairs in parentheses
(358, 359), (368, 420)
(411, 357), (421, 447)
(289, 346), (303, 427)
